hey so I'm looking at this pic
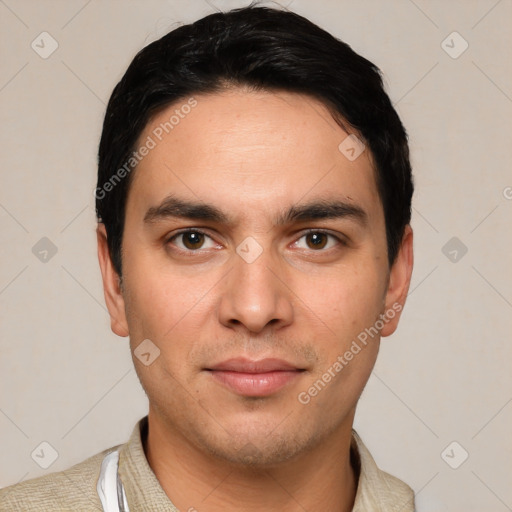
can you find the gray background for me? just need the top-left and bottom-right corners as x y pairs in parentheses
(1, 0), (511, 509)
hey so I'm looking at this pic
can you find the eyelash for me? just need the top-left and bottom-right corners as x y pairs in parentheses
(166, 228), (346, 253)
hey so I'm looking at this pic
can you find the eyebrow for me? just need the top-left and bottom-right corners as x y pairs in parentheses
(143, 195), (368, 227)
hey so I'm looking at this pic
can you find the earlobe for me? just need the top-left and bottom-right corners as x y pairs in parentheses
(380, 225), (414, 338)
(96, 224), (130, 337)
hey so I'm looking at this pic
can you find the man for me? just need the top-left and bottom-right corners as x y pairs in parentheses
(0, 4), (415, 511)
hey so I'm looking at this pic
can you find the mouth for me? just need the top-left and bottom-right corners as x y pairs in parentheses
(204, 357), (306, 397)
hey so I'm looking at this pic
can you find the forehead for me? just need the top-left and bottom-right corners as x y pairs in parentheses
(127, 88), (382, 224)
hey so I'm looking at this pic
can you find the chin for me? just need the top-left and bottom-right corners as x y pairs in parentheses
(205, 435), (305, 468)
(192, 416), (321, 469)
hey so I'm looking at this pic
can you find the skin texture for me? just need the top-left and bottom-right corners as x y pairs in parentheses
(97, 88), (414, 512)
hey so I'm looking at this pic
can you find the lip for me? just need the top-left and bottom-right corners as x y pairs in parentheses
(205, 357), (305, 397)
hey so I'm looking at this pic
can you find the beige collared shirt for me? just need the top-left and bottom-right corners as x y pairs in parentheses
(0, 417), (415, 511)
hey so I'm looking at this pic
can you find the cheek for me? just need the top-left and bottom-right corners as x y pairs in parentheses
(122, 259), (216, 378)
(292, 261), (386, 397)
(296, 261), (385, 330)
(123, 250), (204, 333)
(124, 272), (204, 400)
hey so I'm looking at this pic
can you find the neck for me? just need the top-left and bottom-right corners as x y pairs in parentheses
(144, 411), (358, 512)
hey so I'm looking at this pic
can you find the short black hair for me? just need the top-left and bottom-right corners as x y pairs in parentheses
(96, 4), (413, 277)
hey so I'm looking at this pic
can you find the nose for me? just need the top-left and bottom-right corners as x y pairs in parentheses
(218, 245), (294, 334)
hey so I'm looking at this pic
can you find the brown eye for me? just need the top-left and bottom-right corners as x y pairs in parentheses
(181, 231), (205, 250)
(294, 231), (342, 252)
(305, 232), (328, 250)
(168, 230), (219, 253)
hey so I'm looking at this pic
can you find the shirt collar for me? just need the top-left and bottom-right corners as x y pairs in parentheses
(350, 429), (415, 511)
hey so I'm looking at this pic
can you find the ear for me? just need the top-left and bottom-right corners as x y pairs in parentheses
(380, 224), (414, 337)
(96, 224), (129, 337)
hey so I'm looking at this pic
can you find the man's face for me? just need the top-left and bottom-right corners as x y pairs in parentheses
(99, 88), (412, 466)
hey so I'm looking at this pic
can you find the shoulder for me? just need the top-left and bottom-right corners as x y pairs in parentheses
(0, 445), (120, 512)
(373, 467), (415, 505)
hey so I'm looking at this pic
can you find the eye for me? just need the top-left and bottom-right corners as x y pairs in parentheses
(168, 230), (218, 251)
(294, 231), (342, 251)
